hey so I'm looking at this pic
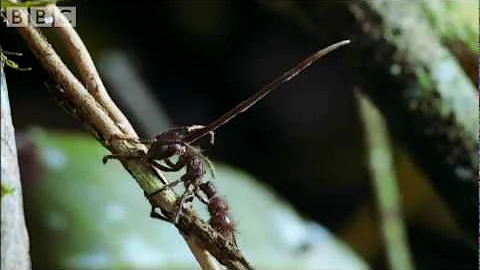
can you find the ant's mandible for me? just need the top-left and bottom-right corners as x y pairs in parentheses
(102, 40), (350, 232)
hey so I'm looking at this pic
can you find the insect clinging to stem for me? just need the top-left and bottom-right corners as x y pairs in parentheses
(103, 124), (216, 223)
(103, 40), (350, 231)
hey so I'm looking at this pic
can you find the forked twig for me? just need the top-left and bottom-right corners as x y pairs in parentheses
(44, 4), (136, 136)
(7, 2), (350, 269)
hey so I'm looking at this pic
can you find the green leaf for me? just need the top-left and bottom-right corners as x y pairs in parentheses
(23, 128), (370, 269)
(1, 0), (58, 8)
(1, 183), (15, 197)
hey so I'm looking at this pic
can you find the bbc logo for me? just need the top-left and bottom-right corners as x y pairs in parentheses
(3, 6), (76, 27)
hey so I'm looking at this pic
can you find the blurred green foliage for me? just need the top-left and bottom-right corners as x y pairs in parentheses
(20, 128), (369, 269)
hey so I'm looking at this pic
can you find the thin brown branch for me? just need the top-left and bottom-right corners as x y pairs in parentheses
(45, 4), (136, 136)
(8, 6), (253, 270)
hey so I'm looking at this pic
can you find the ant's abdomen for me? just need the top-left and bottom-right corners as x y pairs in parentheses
(200, 182), (237, 246)
(210, 211), (235, 239)
(208, 196), (234, 237)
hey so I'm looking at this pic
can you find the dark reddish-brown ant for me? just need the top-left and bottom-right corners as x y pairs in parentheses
(103, 125), (215, 223)
(102, 40), (349, 235)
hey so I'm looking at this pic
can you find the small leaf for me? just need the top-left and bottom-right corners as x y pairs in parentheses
(1, 183), (15, 197)
(1, 51), (32, 71)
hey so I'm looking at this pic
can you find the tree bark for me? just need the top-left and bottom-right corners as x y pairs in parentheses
(1, 54), (32, 270)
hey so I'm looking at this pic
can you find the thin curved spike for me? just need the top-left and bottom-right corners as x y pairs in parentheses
(184, 39), (351, 143)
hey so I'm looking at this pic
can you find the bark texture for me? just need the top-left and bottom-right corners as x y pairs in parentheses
(1, 60), (31, 270)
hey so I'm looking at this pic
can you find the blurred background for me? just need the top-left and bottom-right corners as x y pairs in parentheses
(1, 0), (477, 269)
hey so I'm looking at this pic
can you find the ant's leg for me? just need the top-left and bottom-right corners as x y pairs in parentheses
(203, 156), (216, 179)
(194, 186), (209, 205)
(161, 125), (207, 138)
(146, 179), (185, 223)
(186, 125), (215, 145)
(151, 160), (181, 172)
(174, 189), (195, 224)
(144, 191), (172, 223)
(102, 150), (144, 164)
(153, 178), (183, 193)
(106, 134), (155, 146)
(195, 153), (215, 179)
(205, 131), (215, 145)
(149, 206), (171, 222)
(164, 157), (187, 171)
(164, 125), (215, 145)
(186, 125), (205, 131)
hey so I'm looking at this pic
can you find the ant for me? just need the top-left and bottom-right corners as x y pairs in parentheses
(103, 125), (215, 224)
(103, 40), (350, 238)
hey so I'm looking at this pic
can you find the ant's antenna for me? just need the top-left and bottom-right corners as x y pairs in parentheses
(185, 39), (351, 144)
